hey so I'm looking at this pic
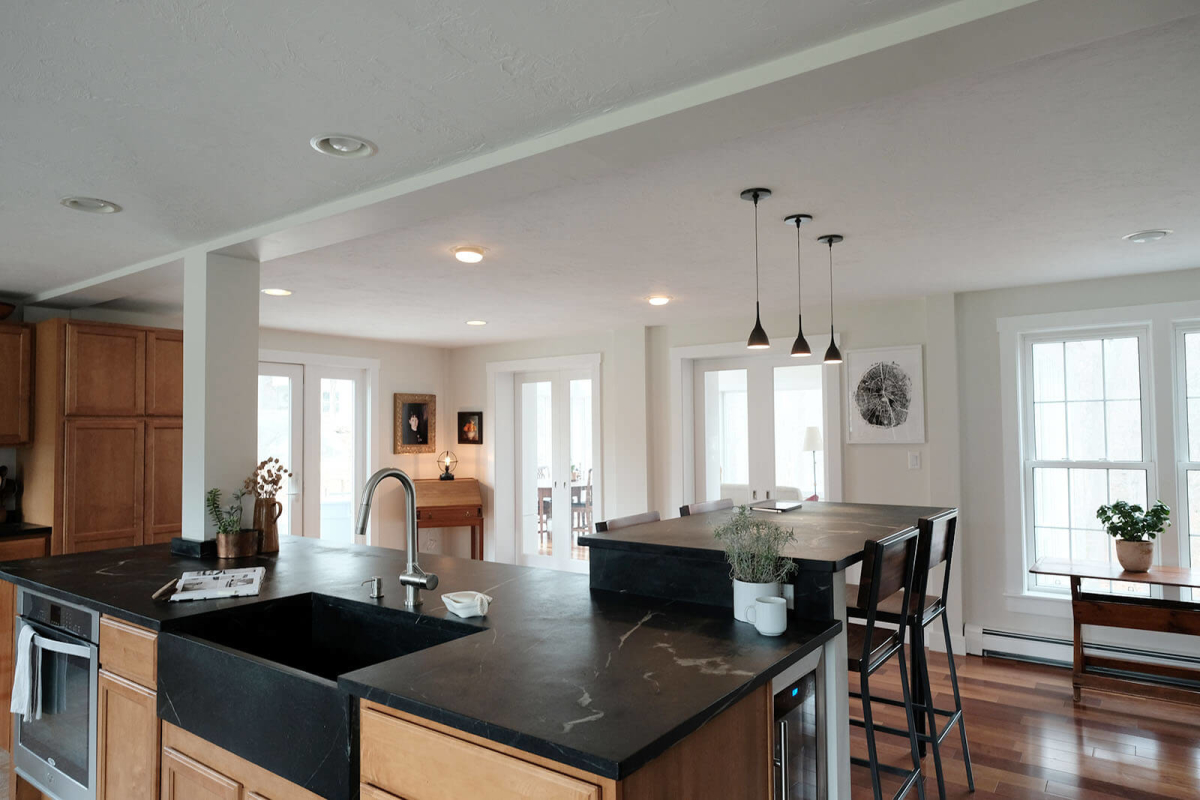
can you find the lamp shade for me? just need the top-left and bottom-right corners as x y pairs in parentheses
(802, 426), (823, 453)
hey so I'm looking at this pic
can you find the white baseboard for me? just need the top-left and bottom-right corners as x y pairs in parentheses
(964, 623), (1200, 671)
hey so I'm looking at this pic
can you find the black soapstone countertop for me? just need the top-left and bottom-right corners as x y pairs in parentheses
(0, 537), (838, 780)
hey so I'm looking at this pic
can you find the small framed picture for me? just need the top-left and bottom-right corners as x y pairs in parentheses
(394, 394), (436, 454)
(458, 411), (483, 445)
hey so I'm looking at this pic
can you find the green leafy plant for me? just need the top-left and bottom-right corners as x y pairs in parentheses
(712, 506), (798, 584)
(206, 488), (248, 535)
(1096, 500), (1171, 542)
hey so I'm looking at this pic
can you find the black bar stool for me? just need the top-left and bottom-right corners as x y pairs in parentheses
(849, 511), (974, 799)
(847, 528), (925, 800)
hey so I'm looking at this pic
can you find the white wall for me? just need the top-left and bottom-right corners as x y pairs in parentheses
(957, 265), (1200, 654)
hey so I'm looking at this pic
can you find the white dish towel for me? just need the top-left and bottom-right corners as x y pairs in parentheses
(441, 591), (493, 619)
(10, 624), (36, 722)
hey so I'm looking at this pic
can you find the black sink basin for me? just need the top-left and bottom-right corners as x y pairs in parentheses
(158, 593), (479, 799)
(173, 592), (477, 681)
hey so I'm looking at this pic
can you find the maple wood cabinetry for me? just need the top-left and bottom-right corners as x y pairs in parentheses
(0, 322), (34, 446)
(96, 615), (161, 800)
(19, 318), (183, 554)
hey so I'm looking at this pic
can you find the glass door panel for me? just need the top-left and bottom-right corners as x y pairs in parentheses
(257, 363), (303, 537)
(570, 378), (594, 564)
(518, 379), (555, 563)
(699, 369), (751, 504)
(773, 365), (825, 501)
(318, 377), (357, 543)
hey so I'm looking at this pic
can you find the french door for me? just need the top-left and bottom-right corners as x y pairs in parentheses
(257, 362), (367, 542)
(515, 369), (600, 573)
(693, 356), (832, 505)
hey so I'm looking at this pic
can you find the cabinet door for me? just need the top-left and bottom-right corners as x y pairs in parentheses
(161, 747), (241, 800)
(146, 329), (184, 416)
(64, 418), (144, 552)
(98, 670), (160, 800)
(65, 322), (145, 416)
(145, 418), (183, 545)
(0, 323), (33, 445)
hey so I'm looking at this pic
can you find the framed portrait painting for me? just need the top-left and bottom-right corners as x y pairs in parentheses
(394, 394), (436, 454)
(458, 411), (483, 445)
(845, 345), (925, 444)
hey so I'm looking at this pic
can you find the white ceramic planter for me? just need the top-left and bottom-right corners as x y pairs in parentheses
(1115, 540), (1154, 573)
(732, 579), (781, 623)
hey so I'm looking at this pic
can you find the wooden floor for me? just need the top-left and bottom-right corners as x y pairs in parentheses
(851, 652), (1200, 799)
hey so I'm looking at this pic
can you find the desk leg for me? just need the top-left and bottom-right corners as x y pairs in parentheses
(1071, 576), (1082, 702)
(823, 571), (851, 800)
(472, 524), (482, 560)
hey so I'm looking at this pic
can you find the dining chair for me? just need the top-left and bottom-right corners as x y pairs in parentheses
(847, 511), (973, 799)
(594, 511), (660, 533)
(847, 528), (925, 800)
(678, 498), (734, 517)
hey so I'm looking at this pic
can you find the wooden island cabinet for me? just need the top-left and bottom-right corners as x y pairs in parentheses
(20, 318), (184, 554)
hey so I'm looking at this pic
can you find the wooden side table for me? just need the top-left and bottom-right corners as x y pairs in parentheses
(412, 478), (484, 560)
(1030, 558), (1200, 705)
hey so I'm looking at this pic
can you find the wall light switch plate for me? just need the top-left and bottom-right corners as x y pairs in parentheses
(908, 451), (921, 470)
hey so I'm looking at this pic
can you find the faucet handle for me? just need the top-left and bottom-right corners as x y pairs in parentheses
(362, 576), (384, 598)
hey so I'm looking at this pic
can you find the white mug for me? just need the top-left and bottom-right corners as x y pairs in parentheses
(746, 596), (788, 637)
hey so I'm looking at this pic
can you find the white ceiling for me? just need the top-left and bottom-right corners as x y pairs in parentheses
(248, 15), (1200, 346)
(0, 0), (960, 295)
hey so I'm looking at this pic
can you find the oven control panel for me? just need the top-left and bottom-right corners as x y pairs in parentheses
(20, 591), (98, 643)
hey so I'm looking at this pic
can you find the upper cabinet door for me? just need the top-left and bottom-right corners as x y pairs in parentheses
(0, 323), (33, 445)
(65, 323), (146, 416)
(145, 418), (183, 545)
(63, 418), (144, 553)
(146, 329), (184, 416)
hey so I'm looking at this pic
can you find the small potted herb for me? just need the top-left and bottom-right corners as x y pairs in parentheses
(1096, 500), (1171, 573)
(713, 506), (798, 622)
(206, 488), (259, 558)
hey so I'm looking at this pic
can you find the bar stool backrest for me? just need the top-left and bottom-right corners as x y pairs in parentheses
(594, 511), (660, 533)
(854, 528), (920, 667)
(910, 510), (958, 619)
(679, 498), (734, 517)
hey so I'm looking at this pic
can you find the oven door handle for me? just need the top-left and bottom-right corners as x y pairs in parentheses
(31, 633), (92, 660)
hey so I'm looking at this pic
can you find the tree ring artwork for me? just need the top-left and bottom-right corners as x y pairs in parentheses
(854, 361), (912, 429)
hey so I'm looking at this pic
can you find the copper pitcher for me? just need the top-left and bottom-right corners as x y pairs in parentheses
(254, 497), (284, 553)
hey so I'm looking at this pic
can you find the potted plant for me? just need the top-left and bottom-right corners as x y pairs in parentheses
(713, 506), (798, 622)
(244, 458), (293, 553)
(1096, 500), (1171, 573)
(206, 488), (259, 558)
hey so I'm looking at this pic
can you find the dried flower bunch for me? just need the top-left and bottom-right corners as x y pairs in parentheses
(712, 506), (798, 584)
(245, 458), (294, 500)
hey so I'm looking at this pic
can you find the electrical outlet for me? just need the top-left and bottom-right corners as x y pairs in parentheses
(908, 451), (921, 470)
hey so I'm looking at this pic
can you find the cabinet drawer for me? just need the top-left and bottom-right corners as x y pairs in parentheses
(100, 615), (157, 689)
(418, 507), (481, 525)
(361, 708), (600, 800)
(0, 535), (49, 562)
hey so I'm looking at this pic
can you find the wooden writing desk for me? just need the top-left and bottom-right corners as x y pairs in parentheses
(1030, 558), (1200, 705)
(412, 478), (484, 560)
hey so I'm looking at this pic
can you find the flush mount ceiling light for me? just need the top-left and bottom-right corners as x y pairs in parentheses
(453, 246), (486, 263)
(60, 196), (121, 214)
(817, 234), (844, 365)
(741, 188), (772, 350)
(466, 320), (487, 326)
(261, 288), (292, 296)
(647, 296), (671, 306)
(1122, 229), (1172, 243)
(309, 134), (377, 159)
(784, 213), (813, 357)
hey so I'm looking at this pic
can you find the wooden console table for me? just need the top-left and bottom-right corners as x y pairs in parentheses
(412, 478), (484, 560)
(1030, 558), (1200, 705)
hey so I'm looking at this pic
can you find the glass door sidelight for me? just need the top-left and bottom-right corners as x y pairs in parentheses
(694, 357), (826, 505)
(515, 370), (600, 573)
(258, 363), (303, 538)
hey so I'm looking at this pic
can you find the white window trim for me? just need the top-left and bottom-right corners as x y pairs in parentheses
(998, 300), (1200, 615)
(1175, 324), (1200, 569)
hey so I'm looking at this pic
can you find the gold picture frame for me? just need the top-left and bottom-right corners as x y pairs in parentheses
(394, 393), (436, 454)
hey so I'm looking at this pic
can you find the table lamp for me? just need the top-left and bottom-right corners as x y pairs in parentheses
(437, 451), (458, 481)
(802, 426), (823, 500)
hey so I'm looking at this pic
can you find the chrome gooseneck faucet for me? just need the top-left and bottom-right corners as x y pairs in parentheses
(355, 468), (439, 608)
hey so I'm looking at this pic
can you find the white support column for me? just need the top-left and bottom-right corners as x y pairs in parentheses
(181, 251), (260, 541)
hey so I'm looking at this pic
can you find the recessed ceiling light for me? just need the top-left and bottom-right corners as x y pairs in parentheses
(61, 196), (121, 214)
(647, 296), (671, 306)
(261, 288), (292, 296)
(466, 320), (487, 326)
(309, 134), (377, 159)
(1122, 229), (1172, 243)
(453, 246), (486, 263)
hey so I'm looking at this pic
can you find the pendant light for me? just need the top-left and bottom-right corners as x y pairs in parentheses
(741, 188), (772, 349)
(784, 213), (813, 357)
(817, 234), (844, 364)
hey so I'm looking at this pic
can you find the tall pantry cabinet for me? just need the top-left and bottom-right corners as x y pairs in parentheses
(21, 319), (184, 554)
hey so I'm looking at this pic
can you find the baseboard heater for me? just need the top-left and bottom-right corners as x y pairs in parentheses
(980, 627), (1200, 690)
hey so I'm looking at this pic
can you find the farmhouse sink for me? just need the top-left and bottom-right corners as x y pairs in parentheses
(158, 593), (479, 799)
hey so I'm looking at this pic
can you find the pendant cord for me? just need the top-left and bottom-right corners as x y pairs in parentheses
(827, 239), (835, 331)
(796, 222), (802, 313)
(753, 194), (761, 304)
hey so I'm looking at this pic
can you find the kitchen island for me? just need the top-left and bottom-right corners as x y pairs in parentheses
(0, 536), (838, 799)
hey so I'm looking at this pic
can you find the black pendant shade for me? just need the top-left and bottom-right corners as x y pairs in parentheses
(785, 213), (813, 357)
(818, 234), (844, 365)
(741, 188), (772, 350)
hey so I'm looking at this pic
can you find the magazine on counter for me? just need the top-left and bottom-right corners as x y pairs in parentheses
(169, 567), (265, 602)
